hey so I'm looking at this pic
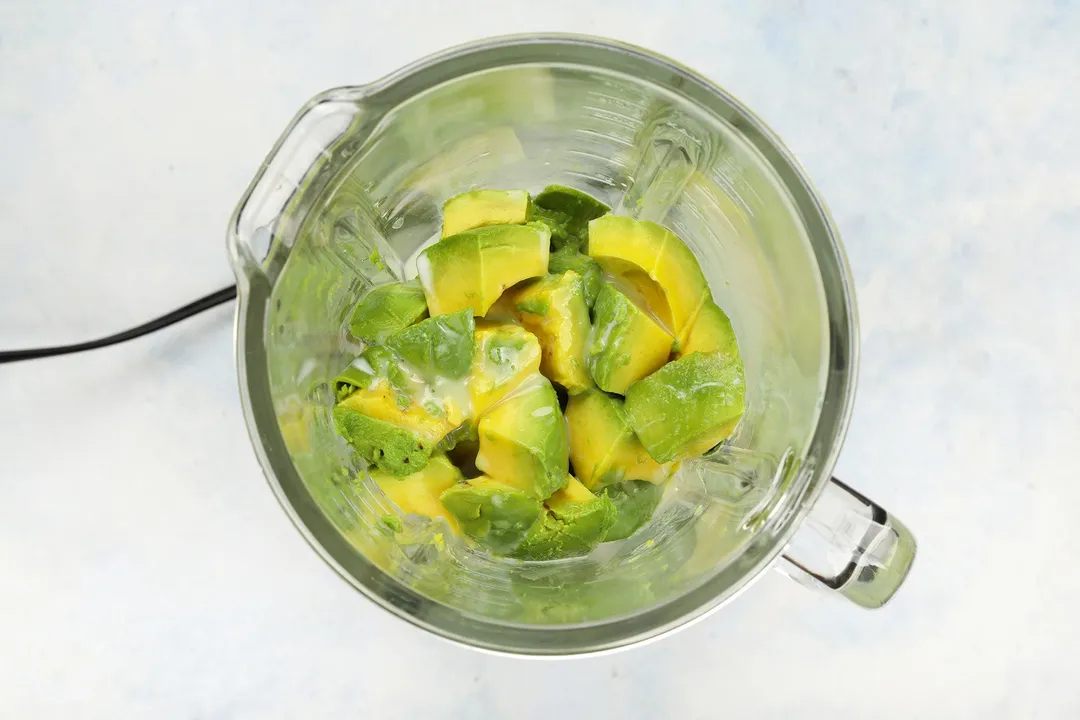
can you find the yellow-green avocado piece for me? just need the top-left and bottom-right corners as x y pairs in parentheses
(510, 476), (617, 560)
(624, 349), (745, 463)
(679, 298), (739, 357)
(333, 347), (464, 476)
(506, 270), (594, 394)
(371, 455), (464, 532)
(474, 375), (569, 500)
(548, 246), (604, 307)
(417, 224), (550, 317)
(566, 389), (675, 490)
(468, 323), (542, 417)
(334, 381), (458, 477)
(442, 189), (531, 237)
(586, 284), (672, 394)
(532, 184), (610, 250)
(440, 475), (543, 554)
(386, 308), (475, 382)
(347, 279), (428, 343)
(587, 215), (708, 347)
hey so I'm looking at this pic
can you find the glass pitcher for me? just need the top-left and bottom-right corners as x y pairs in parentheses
(226, 34), (916, 655)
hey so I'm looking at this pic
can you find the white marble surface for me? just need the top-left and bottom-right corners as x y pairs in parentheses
(2, 1), (1078, 717)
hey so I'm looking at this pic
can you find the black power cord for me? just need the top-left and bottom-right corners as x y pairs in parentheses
(0, 285), (237, 365)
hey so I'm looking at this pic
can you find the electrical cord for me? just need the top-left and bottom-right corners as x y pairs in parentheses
(0, 285), (237, 365)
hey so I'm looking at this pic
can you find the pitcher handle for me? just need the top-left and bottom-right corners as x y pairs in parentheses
(226, 87), (377, 282)
(777, 477), (916, 609)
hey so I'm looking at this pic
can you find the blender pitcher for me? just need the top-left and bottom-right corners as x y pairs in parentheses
(227, 34), (916, 655)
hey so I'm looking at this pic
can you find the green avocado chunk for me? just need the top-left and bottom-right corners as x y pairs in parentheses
(474, 376), (570, 500)
(333, 406), (436, 476)
(565, 389), (674, 490)
(417, 224), (550, 317)
(440, 476), (543, 554)
(442, 189), (531, 237)
(332, 345), (413, 404)
(548, 247), (604, 308)
(586, 284), (673, 394)
(347, 279), (429, 343)
(533, 184), (610, 251)
(332, 346), (458, 476)
(386, 308), (475, 382)
(681, 298), (739, 357)
(624, 349), (745, 463)
(510, 476), (617, 560)
(506, 271), (594, 394)
(600, 480), (664, 541)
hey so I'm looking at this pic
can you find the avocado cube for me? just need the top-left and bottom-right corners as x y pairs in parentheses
(347, 279), (428, 343)
(474, 376), (569, 499)
(586, 284), (673, 394)
(333, 345), (415, 403)
(533, 184), (610, 250)
(566, 389), (675, 490)
(469, 323), (542, 417)
(442, 189), (531, 237)
(440, 476), (543, 554)
(529, 206), (574, 247)
(624, 350), (745, 463)
(680, 298), (739, 357)
(417, 224), (550, 317)
(334, 359), (459, 475)
(371, 455), (464, 532)
(510, 476), (617, 560)
(588, 215), (708, 347)
(334, 405), (441, 477)
(600, 480), (664, 541)
(548, 247), (604, 308)
(386, 308), (475, 382)
(506, 271), (594, 394)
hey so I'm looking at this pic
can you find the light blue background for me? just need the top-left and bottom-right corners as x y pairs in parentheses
(1, 1), (1078, 717)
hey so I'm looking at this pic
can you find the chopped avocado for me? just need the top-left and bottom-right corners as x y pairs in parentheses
(335, 377), (457, 475)
(347, 279), (428, 343)
(333, 364), (375, 403)
(547, 247), (604, 308)
(333, 346), (415, 405)
(530, 206), (574, 246)
(586, 284), (673, 394)
(533, 184), (611, 250)
(334, 407), (435, 477)
(417, 224), (550, 317)
(510, 476), (617, 560)
(371, 455), (464, 532)
(415, 231), (481, 316)
(588, 215), (708, 347)
(600, 480), (664, 541)
(624, 350), (745, 463)
(534, 184), (611, 221)
(440, 476), (543, 554)
(565, 389), (675, 490)
(468, 323), (542, 417)
(331, 185), (745, 563)
(481, 223), (552, 306)
(442, 189), (531, 237)
(474, 376), (569, 499)
(680, 298), (738, 357)
(506, 271), (594, 394)
(386, 308), (475, 382)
